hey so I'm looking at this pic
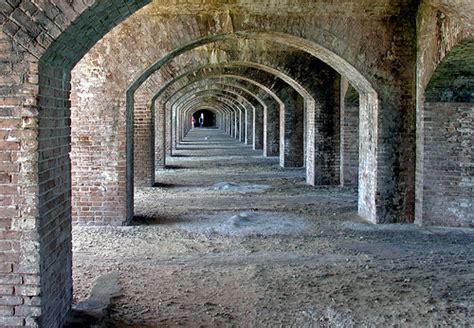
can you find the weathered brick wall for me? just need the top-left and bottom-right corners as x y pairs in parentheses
(0, 32), (43, 328)
(1, 1), (150, 326)
(420, 102), (473, 226)
(70, 73), (129, 225)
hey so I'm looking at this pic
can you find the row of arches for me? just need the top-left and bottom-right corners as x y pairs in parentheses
(0, 0), (472, 326)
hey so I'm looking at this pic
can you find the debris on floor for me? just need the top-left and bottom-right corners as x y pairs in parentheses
(72, 129), (474, 327)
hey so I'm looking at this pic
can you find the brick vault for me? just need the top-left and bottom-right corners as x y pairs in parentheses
(0, 0), (472, 326)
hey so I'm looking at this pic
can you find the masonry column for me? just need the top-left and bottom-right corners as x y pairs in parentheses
(165, 105), (172, 157)
(306, 75), (341, 185)
(253, 104), (264, 150)
(154, 102), (166, 169)
(340, 78), (359, 186)
(280, 86), (305, 167)
(263, 95), (280, 157)
(234, 109), (239, 139)
(134, 102), (155, 187)
(245, 107), (254, 145)
(239, 107), (245, 143)
(230, 111), (235, 137)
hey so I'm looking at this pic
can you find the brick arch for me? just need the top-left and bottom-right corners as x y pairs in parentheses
(172, 88), (257, 135)
(189, 106), (221, 128)
(179, 94), (244, 135)
(153, 75), (281, 161)
(153, 78), (257, 169)
(182, 97), (238, 126)
(0, 2), (421, 326)
(158, 64), (307, 167)
(415, 37), (474, 227)
(184, 101), (236, 130)
(128, 31), (374, 95)
(127, 33), (384, 221)
(174, 90), (252, 124)
(154, 72), (283, 108)
(175, 82), (267, 147)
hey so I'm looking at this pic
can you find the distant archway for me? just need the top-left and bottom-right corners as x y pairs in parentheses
(192, 109), (218, 128)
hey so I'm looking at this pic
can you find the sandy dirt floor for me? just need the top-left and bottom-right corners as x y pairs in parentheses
(72, 128), (474, 327)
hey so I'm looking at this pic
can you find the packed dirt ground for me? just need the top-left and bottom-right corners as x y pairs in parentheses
(71, 128), (474, 327)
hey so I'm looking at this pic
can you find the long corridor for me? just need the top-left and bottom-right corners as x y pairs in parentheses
(71, 128), (474, 327)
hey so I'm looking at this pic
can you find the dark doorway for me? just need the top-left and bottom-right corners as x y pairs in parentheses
(193, 109), (217, 128)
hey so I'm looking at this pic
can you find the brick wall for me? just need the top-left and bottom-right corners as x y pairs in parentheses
(70, 73), (129, 225)
(419, 102), (473, 226)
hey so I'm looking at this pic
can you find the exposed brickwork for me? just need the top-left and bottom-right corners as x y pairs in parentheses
(419, 102), (473, 226)
(253, 104), (264, 151)
(134, 103), (154, 187)
(416, 0), (474, 226)
(280, 86), (305, 168)
(0, 1), (472, 327)
(0, 1), (151, 326)
(37, 63), (72, 328)
(340, 79), (360, 186)
(263, 96), (281, 157)
(154, 103), (166, 169)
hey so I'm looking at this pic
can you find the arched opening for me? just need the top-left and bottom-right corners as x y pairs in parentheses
(126, 32), (384, 222)
(416, 38), (474, 227)
(192, 109), (217, 128)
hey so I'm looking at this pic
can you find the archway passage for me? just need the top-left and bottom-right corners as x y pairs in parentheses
(0, 1), (473, 327)
(192, 109), (217, 128)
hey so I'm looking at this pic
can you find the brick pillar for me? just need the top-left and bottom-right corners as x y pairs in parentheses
(253, 104), (264, 150)
(226, 111), (232, 136)
(340, 79), (360, 186)
(154, 102), (166, 169)
(234, 110), (239, 140)
(306, 75), (341, 185)
(71, 69), (130, 226)
(134, 104), (154, 187)
(245, 107), (253, 145)
(280, 86), (305, 167)
(239, 108), (245, 142)
(166, 105), (172, 157)
(0, 55), (72, 327)
(263, 96), (280, 157)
